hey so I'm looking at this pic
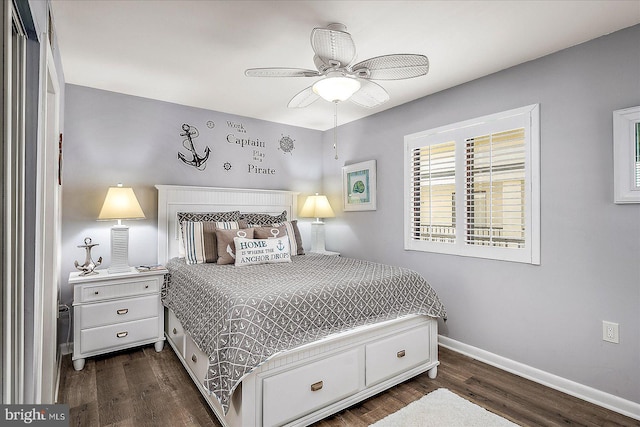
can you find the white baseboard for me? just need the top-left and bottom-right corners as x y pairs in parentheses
(438, 335), (640, 421)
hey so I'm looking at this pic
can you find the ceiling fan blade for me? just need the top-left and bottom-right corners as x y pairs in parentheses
(348, 80), (389, 108)
(245, 68), (320, 78)
(311, 26), (357, 68)
(352, 54), (429, 80)
(287, 86), (320, 108)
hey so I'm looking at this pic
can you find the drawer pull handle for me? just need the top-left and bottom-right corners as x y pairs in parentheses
(145, 285), (149, 289)
(191, 354), (198, 363)
(94, 291), (99, 295)
(116, 331), (128, 338)
(310, 381), (323, 392)
(172, 327), (177, 335)
(397, 350), (406, 358)
(117, 308), (128, 315)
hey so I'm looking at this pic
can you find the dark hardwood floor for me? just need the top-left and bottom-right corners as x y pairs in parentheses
(58, 345), (639, 427)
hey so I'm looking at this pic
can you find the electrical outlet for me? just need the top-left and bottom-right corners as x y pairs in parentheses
(602, 321), (619, 344)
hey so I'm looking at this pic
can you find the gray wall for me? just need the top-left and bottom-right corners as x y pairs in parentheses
(60, 85), (323, 340)
(322, 25), (640, 403)
(60, 25), (639, 406)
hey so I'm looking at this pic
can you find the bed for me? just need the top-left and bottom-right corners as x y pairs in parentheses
(156, 185), (446, 427)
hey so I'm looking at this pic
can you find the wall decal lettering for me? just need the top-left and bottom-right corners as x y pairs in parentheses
(252, 150), (265, 163)
(248, 164), (276, 175)
(178, 123), (211, 171)
(227, 120), (247, 133)
(227, 134), (266, 149)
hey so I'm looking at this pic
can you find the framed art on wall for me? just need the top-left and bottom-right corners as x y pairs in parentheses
(613, 106), (640, 203)
(343, 160), (377, 211)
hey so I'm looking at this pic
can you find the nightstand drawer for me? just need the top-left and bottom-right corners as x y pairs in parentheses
(78, 295), (159, 329)
(80, 317), (158, 354)
(78, 277), (159, 303)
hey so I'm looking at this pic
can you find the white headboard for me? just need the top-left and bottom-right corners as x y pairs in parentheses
(156, 185), (299, 264)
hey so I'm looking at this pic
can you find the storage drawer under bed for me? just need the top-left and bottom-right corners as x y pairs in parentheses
(262, 347), (364, 427)
(185, 333), (210, 387)
(365, 323), (431, 386)
(166, 308), (186, 357)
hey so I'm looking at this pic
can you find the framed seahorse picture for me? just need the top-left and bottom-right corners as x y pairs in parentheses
(342, 160), (377, 211)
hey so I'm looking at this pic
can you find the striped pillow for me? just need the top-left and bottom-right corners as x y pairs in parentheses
(182, 221), (244, 264)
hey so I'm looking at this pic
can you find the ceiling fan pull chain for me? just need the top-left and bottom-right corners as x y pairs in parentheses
(333, 102), (339, 160)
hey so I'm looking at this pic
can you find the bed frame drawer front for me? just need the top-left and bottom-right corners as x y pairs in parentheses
(80, 317), (159, 355)
(167, 309), (186, 357)
(185, 334), (209, 385)
(365, 324), (431, 386)
(262, 348), (364, 427)
(78, 295), (159, 329)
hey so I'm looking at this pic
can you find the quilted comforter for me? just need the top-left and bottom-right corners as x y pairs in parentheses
(162, 254), (446, 414)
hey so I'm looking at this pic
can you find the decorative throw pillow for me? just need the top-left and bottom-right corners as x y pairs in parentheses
(182, 220), (244, 264)
(273, 220), (305, 256)
(234, 236), (292, 266)
(253, 225), (287, 239)
(215, 228), (255, 265)
(177, 211), (241, 223)
(177, 211), (241, 258)
(241, 210), (287, 226)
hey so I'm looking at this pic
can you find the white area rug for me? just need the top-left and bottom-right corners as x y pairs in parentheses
(370, 388), (519, 426)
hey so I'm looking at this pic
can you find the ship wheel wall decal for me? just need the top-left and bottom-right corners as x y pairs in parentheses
(178, 123), (210, 170)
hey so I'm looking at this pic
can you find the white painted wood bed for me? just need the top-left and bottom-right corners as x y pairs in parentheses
(156, 185), (439, 427)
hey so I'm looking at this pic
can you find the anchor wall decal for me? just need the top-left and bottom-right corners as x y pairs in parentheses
(178, 123), (210, 170)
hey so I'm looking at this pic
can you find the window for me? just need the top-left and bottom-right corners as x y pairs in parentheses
(613, 106), (640, 203)
(404, 105), (540, 264)
(636, 122), (640, 188)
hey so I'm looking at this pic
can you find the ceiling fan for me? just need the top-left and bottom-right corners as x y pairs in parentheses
(245, 23), (429, 109)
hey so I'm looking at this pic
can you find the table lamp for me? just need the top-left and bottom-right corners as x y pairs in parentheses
(98, 184), (145, 273)
(300, 193), (335, 253)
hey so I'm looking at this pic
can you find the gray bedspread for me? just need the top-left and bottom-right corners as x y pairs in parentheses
(162, 254), (446, 414)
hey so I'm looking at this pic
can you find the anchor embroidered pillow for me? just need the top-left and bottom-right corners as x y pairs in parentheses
(234, 236), (292, 267)
(215, 228), (255, 265)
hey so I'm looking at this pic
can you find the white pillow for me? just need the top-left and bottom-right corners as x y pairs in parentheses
(233, 236), (291, 266)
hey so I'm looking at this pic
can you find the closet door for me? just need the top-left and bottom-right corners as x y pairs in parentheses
(34, 36), (61, 404)
(2, 0), (28, 404)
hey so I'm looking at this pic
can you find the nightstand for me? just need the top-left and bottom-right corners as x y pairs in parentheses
(70, 267), (167, 371)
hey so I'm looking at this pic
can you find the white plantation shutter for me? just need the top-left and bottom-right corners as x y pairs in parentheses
(409, 141), (456, 243)
(465, 128), (526, 248)
(404, 105), (540, 264)
(635, 122), (640, 189)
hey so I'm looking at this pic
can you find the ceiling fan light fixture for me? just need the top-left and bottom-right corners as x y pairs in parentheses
(312, 75), (361, 103)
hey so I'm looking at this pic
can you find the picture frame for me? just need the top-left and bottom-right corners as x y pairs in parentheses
(342, 160), (377, 211)
(613, 106), (640, 203)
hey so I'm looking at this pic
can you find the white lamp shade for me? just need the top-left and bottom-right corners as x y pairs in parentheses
(312, 76), (361, 103)
(98, 187), (145, 220)
(300, 194), (335, 219)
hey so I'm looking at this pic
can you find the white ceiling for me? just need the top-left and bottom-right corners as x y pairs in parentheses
(50, 1), (640, 131)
